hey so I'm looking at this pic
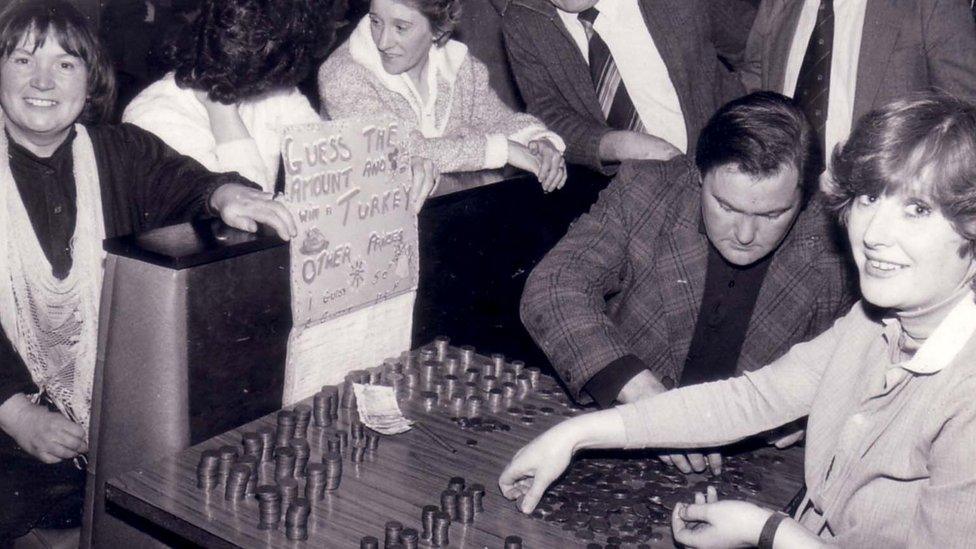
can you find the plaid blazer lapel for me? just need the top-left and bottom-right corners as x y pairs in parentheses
(655, 186), (708, 383)
(740, 201), (834, 371)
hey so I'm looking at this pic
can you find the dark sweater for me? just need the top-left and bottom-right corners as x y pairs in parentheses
(0, 123), (251, 408)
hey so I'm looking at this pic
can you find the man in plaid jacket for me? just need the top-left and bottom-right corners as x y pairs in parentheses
(521, 92), (856, 472)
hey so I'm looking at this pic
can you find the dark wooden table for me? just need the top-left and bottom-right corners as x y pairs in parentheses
(105, 344), (804, 548)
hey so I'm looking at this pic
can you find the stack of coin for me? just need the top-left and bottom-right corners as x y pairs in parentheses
(525, 366), (541, 387)
(360, 536), (380, 549)
(225, 463), (250, 501)
(289, 438), (310, 477)
(466, 396), (484, 419)
(237, 455), (259, 494)
(447, 477), (465, 493)
(504, 535), (523, 549)
(510, 369), (525, 386)
(256, 426), (275, 462)
(241, 431), (262, 459)
(464, 368), (480, 384)
(278, 477), (299, 513)
(400, 528), (419, 549)
(442, 375), (459, 397)
(313, 392), (333, 428)
(217, 445), (238, 483)
(285, 498), (311, 540)
(323, 450), (342, 490)
(384, 520), (403, 548)
(516, 374), (532, 398)
(480, 375), (498, 393)
(256, 485), (281, 530)
(274, 446), (296, 480)
(440, 489), (459, 520)
(459, 345), (475, 367)
(458, 491), (475, 524)
(293, 404), (312, 439)
(351, 439), (367, 463)
(420, 361), (438, 388)
(276, 411), (296, 447)
(501, 382), (517, 400)
(196, 449), (220, 491)
(469, 483), (486, 512)
(443, 357), (460, 377)
(325, 431), (341, 453)
(321, 385), (340, 417)
(305, 463), (326, 501)
(431, 512), (451, 547)
(488, 388), (504, 410)
(419, 348), (436, 363)
(433, 335), (450, 360)
(366, 431), (380, 451)
(350, 421), (365, 443)
(511, 360), (526, 376)
(420, 504), (439, 541)
(491, 353), (506, 372)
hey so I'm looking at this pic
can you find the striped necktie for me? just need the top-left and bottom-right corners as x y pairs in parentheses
(578, 7), (645, 132)
(793, 0), (833, 172)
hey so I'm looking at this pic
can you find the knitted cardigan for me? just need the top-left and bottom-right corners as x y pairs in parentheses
(318, 17), (563, 174)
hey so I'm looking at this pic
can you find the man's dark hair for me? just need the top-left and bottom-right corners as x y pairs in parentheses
(166, 0), (346, 104)
(0, 0), (116, 124)
(695, 91), (816, 202)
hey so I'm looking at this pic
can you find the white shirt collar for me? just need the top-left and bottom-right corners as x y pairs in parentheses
(882, 291), (976, 375)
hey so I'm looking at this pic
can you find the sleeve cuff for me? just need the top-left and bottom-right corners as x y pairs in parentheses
(483, 133), (509, 169)
(613, 405), (647, 450)
(583, 354), (650, 409)
(203, 173), (263, 218)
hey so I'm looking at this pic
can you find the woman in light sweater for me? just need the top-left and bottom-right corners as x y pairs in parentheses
(319, 0), (567, 192)
(123, 0), (343, 192)
(500, 94), (976, 548)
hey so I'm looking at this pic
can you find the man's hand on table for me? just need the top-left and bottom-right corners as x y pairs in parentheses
(615, 371), (723, 476)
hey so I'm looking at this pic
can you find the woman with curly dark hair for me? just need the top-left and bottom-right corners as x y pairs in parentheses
(123, 0), (344, 191)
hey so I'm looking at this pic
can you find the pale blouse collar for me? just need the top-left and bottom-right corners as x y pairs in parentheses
(348, 16), (468, 136)
(881, 288), (976, 375)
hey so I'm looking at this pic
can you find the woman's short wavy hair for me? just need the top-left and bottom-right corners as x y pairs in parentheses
(0, 0), (116, 124)
(822, 93), (976, 254)
(167, 0), (346, 104)
(404, 0), (461, 44)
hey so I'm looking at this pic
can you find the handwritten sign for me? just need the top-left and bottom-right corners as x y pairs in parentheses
(280, 118), (418, 327)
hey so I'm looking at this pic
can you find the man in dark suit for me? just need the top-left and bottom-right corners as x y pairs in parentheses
(500, 0), (745, 174)
(741, 0), (976, 169)
(521, 93), (856, 472)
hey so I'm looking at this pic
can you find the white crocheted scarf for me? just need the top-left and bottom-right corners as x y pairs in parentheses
(0, 123), (105, 434)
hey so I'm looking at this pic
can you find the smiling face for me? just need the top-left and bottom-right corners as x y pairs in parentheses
(368, 0), (434, 82)
(0, 31), (88, 156)
(701, 163), (803, 266)
(847, 192), (974, 312)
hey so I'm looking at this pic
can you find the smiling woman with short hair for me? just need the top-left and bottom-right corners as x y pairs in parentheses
(0, 0), (297, 540)
(499, 93), (976, 548)
(318, 0), (568, 192)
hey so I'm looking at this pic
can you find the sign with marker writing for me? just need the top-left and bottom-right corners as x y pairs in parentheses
(280, 118), (418, 327)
